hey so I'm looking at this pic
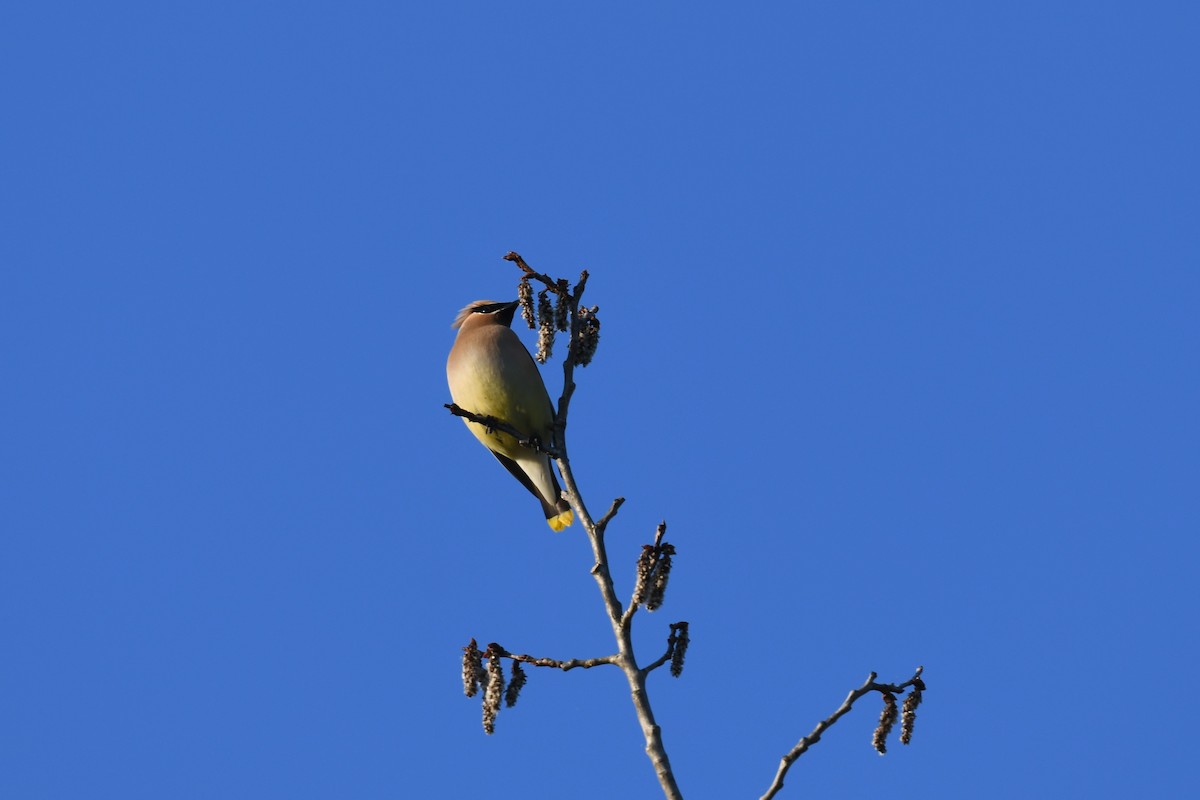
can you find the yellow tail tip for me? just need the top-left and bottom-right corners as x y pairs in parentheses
(547, 508), (574, 532)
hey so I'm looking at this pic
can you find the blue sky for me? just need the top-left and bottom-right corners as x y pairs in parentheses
(2, 2), (1197, 798)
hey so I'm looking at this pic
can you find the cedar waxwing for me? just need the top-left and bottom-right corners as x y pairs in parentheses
(447, 300), (575, 531)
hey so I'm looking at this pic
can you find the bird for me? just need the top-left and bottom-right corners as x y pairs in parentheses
(446, 299), (575, 531)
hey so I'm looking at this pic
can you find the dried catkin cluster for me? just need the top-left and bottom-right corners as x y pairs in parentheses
(900, 678), (924, 745)
(505, 661), (527, 708)
(554, 279), (570, 332)
(518, 277), (535, 329)
(535, 289), (555, 363)
(872, 693), (899, 754)
(669, 622), (689, 678)
(463, 641), (531, 735)
(633, 540), (676, 611)
(482, 648), (505, 734)
(572, 305), (600, 366)
(513, 268), (598, 367)
(462, 639), (485, 697)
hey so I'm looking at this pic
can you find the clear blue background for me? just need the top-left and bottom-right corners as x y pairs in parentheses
(2, 2), (1196, 798)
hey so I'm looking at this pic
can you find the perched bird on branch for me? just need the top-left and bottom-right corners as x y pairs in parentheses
(447, 300), (574, 531)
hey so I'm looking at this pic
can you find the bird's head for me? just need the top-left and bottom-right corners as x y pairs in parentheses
(452, 299), (520, 330)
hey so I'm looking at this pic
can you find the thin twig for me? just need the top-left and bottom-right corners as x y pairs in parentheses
(759, 666), (925, 800)
(596, 497), (625, 536)
(499, 650), (619, 671)
(444, 403), (560, 458)
(641, 622), (688, 676)
(504, 251), (572, 299)
(620, 590), (641, 628)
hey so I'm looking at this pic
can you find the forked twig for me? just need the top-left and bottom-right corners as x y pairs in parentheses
(760, 666), (926, 800)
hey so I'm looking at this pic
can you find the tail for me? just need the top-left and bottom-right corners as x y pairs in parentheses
(546, 497), (574, 532)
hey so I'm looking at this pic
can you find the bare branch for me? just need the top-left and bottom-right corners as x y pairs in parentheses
(500, 650), (620, 672)
(503, 251), (549, 286)
(641, 634), (677, 675)
(552, 453), (682, 799)
(759, 666), (926, 800)
(504, 251), (576, 299)
(452, 253), (926, 798)
(596, 497), (625, 536)
(454, 255), (927, 799)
